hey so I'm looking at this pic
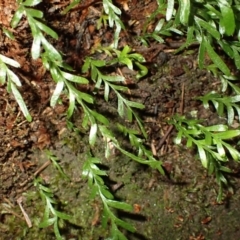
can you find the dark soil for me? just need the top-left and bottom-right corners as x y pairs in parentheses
(1, 1), (240, 240)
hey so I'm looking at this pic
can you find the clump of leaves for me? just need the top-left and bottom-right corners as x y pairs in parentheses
(102, 0), (125, 48)
(11, 0), (95, 121)
(79, 122), (163, 238)
(144, 1), (240, 77)
(140, 0), (182, 45)
(11, 0), (60, 61)
(167, 0), (240, 76)
(63, 0), (125, 48)
(34, 177), (71, 240)
(0, 54), (31, 121)
(170, 114), (240, 201)
(82, 45), (148, 136)
(197, 91), (240, 126)
(83, 154), (135, 240)
(45, 149), (69, 180)
(31, 150), (71, 240)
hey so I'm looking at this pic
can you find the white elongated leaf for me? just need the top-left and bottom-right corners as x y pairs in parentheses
(195, 17), (220, 40)
(89, 123), (97, 146)
(0, 54), (20, 67)
(106, 199), (133, 211)
(50, 80), (64, 107)
(204, 38), (230, 76)
(95, 75), (102, 89)
(175, 130), (183, 144)
(7, 69), (21, 86)
(226, 105), (234, 125)
(211, 100), (219, 112)
(216, 142), (225, 157)
(197, 145), (207, 168)
(152, 33), (164, 43)
(228, 146), (240, 161)
(32, 34), (42, 59)
(223, 142), (240, 161)
(211, 151), (227, 161)
(61, 71), (88, 84)
(23, 0), (42, 7)
(41, 36), (62, 61)
(77, 92), (94, 104)
(103, 0), (109, 14)
(169, 27), (183, 35)
(166, 0), (174, 21)
(102, 74), (125, 82)
(104, 82), (110, 102)
(118, 97), (124, 117)
(229, 95), (240, 103)
(10, 82), (32, 122)
(11, 6), (24, 28)
(107, 1), (121, 15)
(67, 89), (75, 118)
(179, 0), (190, 25)
(0, 66), (6, 84)
(35, 20), (58, 39)
(126, 100), (145, 109)
(205, 125), (228, 132)
(218, 172), (228, 185)
(155, 19), (165, 32)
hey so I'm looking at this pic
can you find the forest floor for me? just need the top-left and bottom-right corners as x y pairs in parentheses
(1, 0), (240, 239)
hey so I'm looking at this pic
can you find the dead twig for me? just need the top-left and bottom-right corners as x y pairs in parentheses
(151, 139), (157, 156)
(17, 196), (32, 228)
(156, 125), (174, 151)
(180, 83), (185, 115)
(33, 160), (51, 177)
(19, 160), (51, 187)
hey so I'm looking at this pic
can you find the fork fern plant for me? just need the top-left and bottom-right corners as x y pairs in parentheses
(3, 0), (240, 238)
(164, 0), (240, 198)
(4, 0), (162, 238)
(166, 0), (240, 77)
(137, 0), (240, 198)
(170, 115), (240, 201)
